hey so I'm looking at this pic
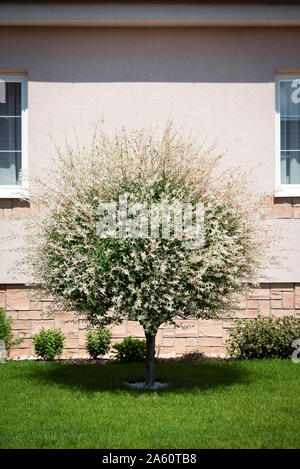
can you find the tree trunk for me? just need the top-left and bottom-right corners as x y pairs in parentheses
(145, 332), (156, 388)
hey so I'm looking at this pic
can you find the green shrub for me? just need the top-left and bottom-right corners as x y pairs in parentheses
(227, 316), (300, 359)
(0, 308), (24, 352)
(85, 328), (112, 359)
(33, 328), (65, 361)
(114, 336), (147, 362)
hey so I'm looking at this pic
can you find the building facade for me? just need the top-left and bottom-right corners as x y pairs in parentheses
(0, 1), (300, 358)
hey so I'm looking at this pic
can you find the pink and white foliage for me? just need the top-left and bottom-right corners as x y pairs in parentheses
(17, 123), (276, 334)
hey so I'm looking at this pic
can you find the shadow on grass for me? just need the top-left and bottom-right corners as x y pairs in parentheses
(27, 360), (251, 395)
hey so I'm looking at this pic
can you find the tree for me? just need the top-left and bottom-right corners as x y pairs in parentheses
(19, 123), (274, 387)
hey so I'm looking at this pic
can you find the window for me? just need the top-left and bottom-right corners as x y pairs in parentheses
(276, 74), (300, 196)
(0, 74), (27, 197)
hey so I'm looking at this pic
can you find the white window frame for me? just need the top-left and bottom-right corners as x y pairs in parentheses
(275, 74), (300, 197)
(0, 74), (28, 198)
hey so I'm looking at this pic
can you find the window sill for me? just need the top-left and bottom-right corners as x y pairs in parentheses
(0, 186), (28, 199)
(274, 185), (300, 197)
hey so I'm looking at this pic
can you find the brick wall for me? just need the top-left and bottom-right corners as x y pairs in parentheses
(1, 283), (299, 359)
(266, 196), (300, 219)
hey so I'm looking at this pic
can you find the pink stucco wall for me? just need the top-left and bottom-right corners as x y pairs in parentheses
(0, 26), (300, 281)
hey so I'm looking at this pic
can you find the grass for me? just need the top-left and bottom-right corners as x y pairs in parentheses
(0, 359), (299, 448)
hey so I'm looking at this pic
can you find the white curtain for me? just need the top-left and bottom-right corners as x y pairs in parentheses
(0, 82), (21, 185)
(280, 81), (300, 184)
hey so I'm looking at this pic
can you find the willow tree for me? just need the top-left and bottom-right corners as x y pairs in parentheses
(20, 124), (273, 387)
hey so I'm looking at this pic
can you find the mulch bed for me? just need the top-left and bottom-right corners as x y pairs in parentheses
(54, 352), (230, 364)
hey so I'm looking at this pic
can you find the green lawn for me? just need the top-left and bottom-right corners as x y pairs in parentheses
(0, 359), (299, 448)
